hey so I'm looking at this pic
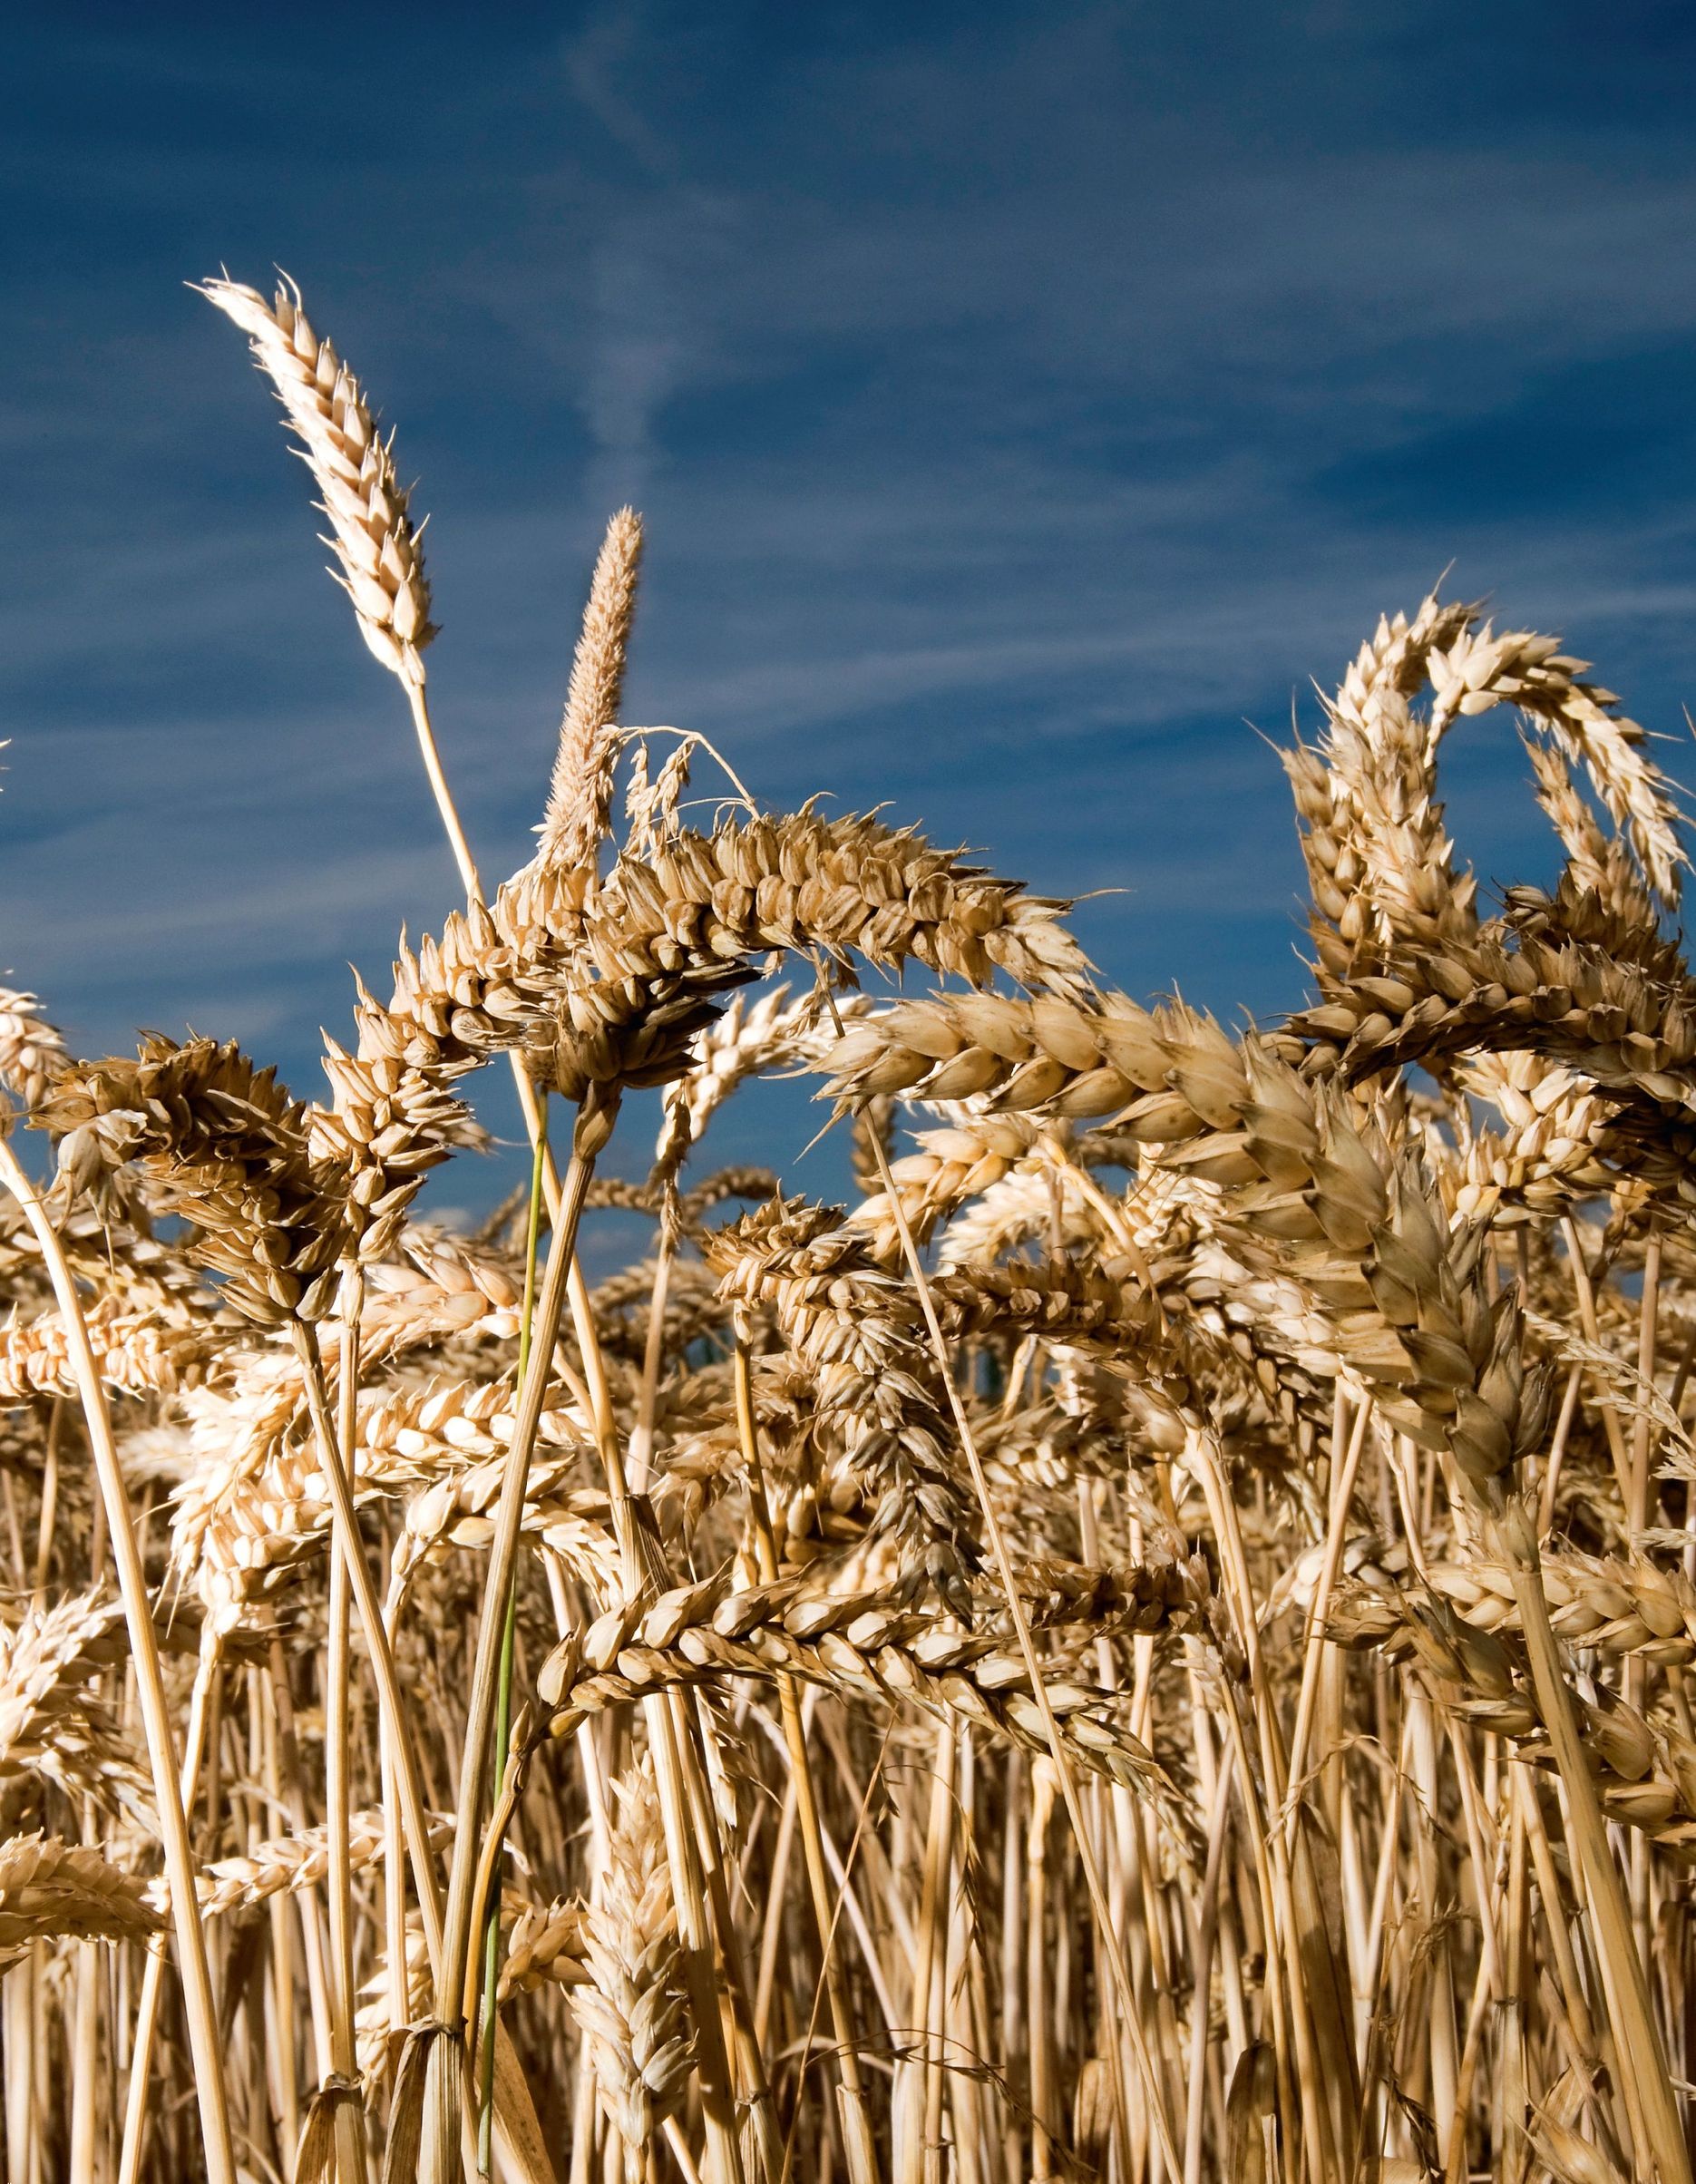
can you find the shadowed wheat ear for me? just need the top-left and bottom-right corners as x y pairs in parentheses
(0, 1835), (162, 1967)
(538, 506), (645, 873)
(197, 273), (436, 685)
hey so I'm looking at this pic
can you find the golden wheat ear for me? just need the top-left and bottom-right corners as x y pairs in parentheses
(198, 272), (436, 686)
(538, 504), (645, 873)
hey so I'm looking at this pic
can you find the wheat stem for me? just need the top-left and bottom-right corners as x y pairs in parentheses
(474, 1098), (550, 2177)
(1493, 1490), (1691, 2184)
(428, 1129), (599, 2182)
(852, 1104), (1184, 2179)
(735, 1339), (881, 2184)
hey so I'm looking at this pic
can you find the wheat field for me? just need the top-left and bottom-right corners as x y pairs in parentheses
(0, 272), (1692, 2184)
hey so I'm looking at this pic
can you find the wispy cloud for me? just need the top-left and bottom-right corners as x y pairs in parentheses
(5, 0), (1696, 1184)
(560, 0), (682, 180)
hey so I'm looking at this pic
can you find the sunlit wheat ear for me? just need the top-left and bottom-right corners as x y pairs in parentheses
(0, 988), (66, 1112)
(538, 505), (645, 873)
(198, 272), (436, 684)
(568, 1761), (694, 2173)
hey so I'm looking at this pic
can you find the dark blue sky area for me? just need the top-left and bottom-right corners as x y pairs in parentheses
(6, 3), (1696, 1205)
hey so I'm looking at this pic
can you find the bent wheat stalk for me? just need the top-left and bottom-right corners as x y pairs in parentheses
(1490, 1491), (1691, 2184)
(0, 1138), (238, 2184)
(426, 1129), (601, 2179)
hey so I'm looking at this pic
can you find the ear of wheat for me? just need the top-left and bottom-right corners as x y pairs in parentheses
(199, 274), (436, 684)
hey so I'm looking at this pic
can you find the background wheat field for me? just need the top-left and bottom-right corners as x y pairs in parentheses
(14, 11), (1696, 2184)
(4, 258), (1696, 2184)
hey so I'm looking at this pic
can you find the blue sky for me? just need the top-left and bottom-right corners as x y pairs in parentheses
(6, 2), (1696, 1204)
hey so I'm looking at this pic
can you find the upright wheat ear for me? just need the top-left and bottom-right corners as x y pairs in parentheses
(538, 506), (645, 873)
(197, 274), (436, 685)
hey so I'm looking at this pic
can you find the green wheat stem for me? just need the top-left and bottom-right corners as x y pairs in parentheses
(475, 1093), (551, 2177)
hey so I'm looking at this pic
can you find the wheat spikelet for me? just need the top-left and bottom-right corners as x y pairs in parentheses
(539, 1570), (1181, 1804)
(705, 1195), (980, 1607)
(171, 1366), (603, 1623)
(651, 984), (870, 1191)
(1328, 1571), (1696, 1842)
(927, 1131), (1098, 1270)
(498, 1896), (590, 1997)
(850, 1112), (1043, 1262)
(354, 1913), (433, 2079)
(1524, 738), (1662, 931)
(143, 1805), (453, 1919)
(0, 1590), (148, 1818)
(42, 1037), (350, 1325)
(821, 987), (1263, 1124)
(0, 1293), (218, 1403)
(931, 1253), (1169, 1356)
(1442, 1053), (1613, 1224)
(1429, 615), (1685, 904)
(1337, 1542), (1696, 1668)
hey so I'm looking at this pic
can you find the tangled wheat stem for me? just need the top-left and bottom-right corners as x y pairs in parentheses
(847, 1089), (1184, 2182)
(1187, 1431), (1343, 2184)
(322, 1543), (371, 2184)
(476, 1111), (550, 2179)
(1283, 1398), (1373, 1801)
(382, 550), (755, 2184)
(342, 1258), (411, 2062)
(733, 1339), (880, 2184)
(563, 1270), (760, 2184)
(116, 1633), (219, 2184)
(1489, 1491), (1691, 2184)
(325, 1210), (376, 2184)
(290, 1325), (446, 1953)
(427, 1126), (600, 2179)
(0, 1137), (238, 2184)
(296, 1305), (493, 2184)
